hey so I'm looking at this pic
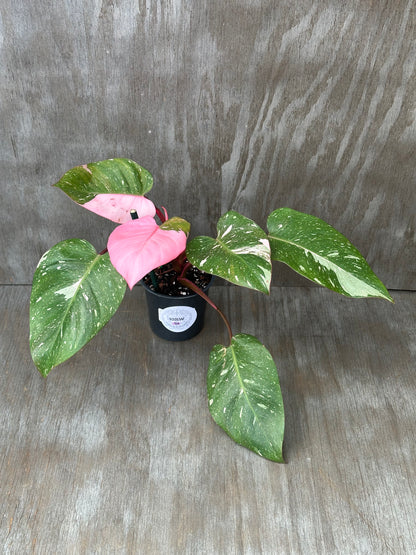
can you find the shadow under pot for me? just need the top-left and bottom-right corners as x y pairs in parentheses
(141, 274), (213, 341)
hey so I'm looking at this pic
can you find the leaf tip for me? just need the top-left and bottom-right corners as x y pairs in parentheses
(386, 291), (394, 303)
(34, 360), (51, 378)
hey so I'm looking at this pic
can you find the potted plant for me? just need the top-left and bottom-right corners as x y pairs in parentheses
(29, 158), (392, 462)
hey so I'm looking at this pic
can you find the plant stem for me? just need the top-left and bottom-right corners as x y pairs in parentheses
(155, 206), (167, 223)
(177, 276), (233, 345)
(170, 250), (187, 274)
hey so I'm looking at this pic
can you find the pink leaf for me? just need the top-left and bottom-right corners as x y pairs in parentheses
(107, 216), (187, 289)
(82, 194), (156, 223)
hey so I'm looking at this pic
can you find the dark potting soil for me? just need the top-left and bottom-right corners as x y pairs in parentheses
(142, 262), (211, 296)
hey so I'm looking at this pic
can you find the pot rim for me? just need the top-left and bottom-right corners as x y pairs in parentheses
(140, 273), (213, 300)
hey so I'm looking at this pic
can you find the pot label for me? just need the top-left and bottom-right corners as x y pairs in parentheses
(158, 306), (197, 333)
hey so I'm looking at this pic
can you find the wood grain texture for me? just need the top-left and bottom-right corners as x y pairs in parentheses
(0, 1), (415, 287)
(1, 285), (415, 553)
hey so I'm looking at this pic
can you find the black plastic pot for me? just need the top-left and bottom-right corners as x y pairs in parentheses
(141, 277), (213, 341)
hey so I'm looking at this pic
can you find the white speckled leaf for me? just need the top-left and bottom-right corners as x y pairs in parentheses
(186, 211), (271, 294)
(30, 239), (126, 376)
(208, 334), (284, 463)
(54, 158), (153, 206)
(268, 208), (393, 301)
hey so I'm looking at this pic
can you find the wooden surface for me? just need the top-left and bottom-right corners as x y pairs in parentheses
(1, 285), (415, 553)
(1, 1), (415, 288)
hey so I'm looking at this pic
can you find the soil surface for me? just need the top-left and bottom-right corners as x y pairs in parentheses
(142, 262), (211, 296)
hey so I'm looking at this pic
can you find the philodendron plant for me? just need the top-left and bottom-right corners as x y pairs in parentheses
(30, 158), (393, 462)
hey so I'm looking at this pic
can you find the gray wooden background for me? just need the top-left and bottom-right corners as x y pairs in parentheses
(1, 3), (416, 553)
(1, 0), (415, 288)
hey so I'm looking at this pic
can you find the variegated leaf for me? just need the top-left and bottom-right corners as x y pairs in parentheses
(268, 208), (393, 301)
(208, 334), (284, 462)
(54, 158), (154, 221)
(186, 211), (271, 294)
(160, 216), (191, 235)
(30, 239), (126, 376)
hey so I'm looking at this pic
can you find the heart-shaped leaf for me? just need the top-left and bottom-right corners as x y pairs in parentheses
(30, 239), (126, 376)
(268, 208), (393, 301)
(54, 158), (154, 216)
(186, 211), (272, 294)
(208, 334), (284, 462)
(81, 193), (156, 223)
(107, 216), (187, 289)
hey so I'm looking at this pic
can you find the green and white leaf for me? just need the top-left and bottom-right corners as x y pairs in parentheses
(30, 239), (126, 376)
(160, 216), (191, 235)
(54, 158), (153, 204)
(186, 211), (272, 294)
(208, 334), (284, 463)
(267, 208), (393, 301)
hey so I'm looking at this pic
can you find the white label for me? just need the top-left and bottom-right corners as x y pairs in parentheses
(158, 306), (197, 333)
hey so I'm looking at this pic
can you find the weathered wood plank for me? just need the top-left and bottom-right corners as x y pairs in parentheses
(1, 285), (415, 553)
(1, 1), (415, 287)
